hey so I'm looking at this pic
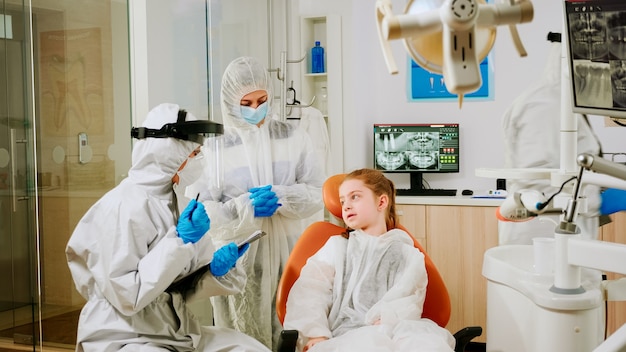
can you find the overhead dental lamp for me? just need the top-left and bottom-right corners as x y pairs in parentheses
(375, 0), (534, 106)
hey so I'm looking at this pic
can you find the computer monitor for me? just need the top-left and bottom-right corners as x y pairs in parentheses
(373, 123), (460, 195)
(564, 0), (626, 119)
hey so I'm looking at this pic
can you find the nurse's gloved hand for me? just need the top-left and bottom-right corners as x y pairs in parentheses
(209, 242), (249, 277)
(177, 199), (210, 244)
(600, 188), (626, 215)
(249, 185), (272, 194)
(249, 185), (282, 217)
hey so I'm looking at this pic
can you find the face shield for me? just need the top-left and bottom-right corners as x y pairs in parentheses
(199, 132), (224, 193)
(131, 109), (225, 192)
(131, 119), (224, 145)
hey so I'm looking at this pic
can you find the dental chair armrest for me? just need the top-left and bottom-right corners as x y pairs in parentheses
(277, 329), (299, 352)
(453, 326), (483, 352)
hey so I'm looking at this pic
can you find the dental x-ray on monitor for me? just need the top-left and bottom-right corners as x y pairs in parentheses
(373, 124), (460, 196)
(564, 0), (626, 119)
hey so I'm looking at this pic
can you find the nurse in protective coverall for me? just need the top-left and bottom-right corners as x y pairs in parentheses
(186, 56), (326, 349)
(65, 103), (270, 352)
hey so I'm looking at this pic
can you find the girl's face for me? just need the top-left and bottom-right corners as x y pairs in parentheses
(339, 178), (388, 235)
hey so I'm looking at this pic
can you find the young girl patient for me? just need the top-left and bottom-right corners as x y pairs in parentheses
(283, 168), (455, 351)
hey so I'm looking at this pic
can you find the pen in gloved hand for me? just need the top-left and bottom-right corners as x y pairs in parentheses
(189, 193), (200, 220)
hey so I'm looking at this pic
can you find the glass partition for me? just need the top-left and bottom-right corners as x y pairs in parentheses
(1, 0), (287, 349)
(0, 0), (131, 349)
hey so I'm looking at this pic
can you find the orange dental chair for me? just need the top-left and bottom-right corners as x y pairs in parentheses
(275, 174), (482, 352)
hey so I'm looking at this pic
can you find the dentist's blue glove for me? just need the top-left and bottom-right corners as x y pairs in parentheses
(209, 242), (249, 277)
(177, 199), (210, 244)
(600, 188), (626, 215)
(249, 185), (282, 217)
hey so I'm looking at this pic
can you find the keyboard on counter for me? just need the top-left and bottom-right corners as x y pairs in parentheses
(396, 188), (458, 197)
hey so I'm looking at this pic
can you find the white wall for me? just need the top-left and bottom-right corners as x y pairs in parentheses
(130, 0), (277, 126)
(299, 0), (624, 192)
(129, 0), (209, 125)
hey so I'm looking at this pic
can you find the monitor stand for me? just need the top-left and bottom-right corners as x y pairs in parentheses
(396, 173), (425, 196)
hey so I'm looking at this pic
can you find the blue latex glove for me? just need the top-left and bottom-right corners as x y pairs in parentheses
(176, 199), (210, 244)
(600, 188), (626, 215)
(249, 185), (282, 217)
(249, 185), (272, 194)
(210, 242), (249, 277)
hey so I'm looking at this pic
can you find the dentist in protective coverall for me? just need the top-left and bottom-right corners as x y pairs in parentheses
(501, 34), (603, 244)
(501, 33), (626, 245)
(186, 56), (325, 349)
(65, 103), (270, 352)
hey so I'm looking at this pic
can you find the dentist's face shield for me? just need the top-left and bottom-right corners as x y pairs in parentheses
(131, 109), (225, 193)
(131, 119), (224, 145)
(174, 137), (225, 203)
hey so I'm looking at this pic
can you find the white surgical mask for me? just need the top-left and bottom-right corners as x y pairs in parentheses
(240, 101), (268, 125)
(176, 151), (205, 189)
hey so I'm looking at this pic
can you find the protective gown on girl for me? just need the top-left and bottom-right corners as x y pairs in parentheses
(65, 103), (269, 352)
(187, 57), (326, 349)
(283, 229), (455, 352)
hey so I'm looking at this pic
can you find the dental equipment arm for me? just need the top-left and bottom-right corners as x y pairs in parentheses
(558, 154), (626, 231)
(551, 155), (626, 295)
(577, 153), (626, 182)
(496, 189), (549, 222)
(496, 153), (626, 224)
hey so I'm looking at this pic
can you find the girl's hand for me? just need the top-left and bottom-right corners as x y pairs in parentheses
(304, 337), (328, 351)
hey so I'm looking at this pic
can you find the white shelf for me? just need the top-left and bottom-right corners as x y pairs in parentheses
(303, 73), (327, 77)
(300, 15), (343, 176)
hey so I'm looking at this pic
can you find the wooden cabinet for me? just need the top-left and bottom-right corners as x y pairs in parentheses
(600, 212), (626, 337)
(396, 204), (426, 245)
(427, 205), (498, 343)
(397, 203), (499, 343)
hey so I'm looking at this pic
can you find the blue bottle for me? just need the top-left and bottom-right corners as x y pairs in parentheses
(311, 41), (325, 73)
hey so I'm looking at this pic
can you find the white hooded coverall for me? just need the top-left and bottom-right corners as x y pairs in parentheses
(501, 40), (603, 245)
(283, 229), (455, 352)
(65, 103), (270, 352)
(186, 57), (325, 349)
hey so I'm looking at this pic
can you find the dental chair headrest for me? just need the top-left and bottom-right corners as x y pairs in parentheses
(323, 174), (346, 220)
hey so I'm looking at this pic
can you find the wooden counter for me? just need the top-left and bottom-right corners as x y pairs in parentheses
(395, 197), (502, 343)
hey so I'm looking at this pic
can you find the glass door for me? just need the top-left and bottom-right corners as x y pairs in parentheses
(0, 1), (38, 348)
(0, 0), (131, 349)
